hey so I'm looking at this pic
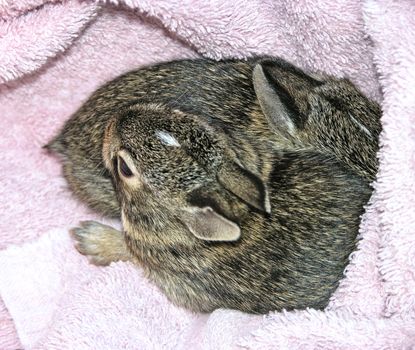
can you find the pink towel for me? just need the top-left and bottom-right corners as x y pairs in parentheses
(0, 0), (414, 348)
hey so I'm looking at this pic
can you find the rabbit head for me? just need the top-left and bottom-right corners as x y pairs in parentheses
(253, 59), (381, 181)
(102, 103), (271, 243)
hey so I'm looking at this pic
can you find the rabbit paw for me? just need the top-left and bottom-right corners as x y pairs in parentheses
(70, 221), (131, 266)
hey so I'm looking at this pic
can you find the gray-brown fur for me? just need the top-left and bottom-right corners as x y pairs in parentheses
(50, 57), (381, 314)
(47, 57), (380, 217)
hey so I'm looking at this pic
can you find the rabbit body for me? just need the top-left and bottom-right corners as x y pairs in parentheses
(49, 58), (381, 313)
(48, 58), (380, 217)
(49, 59), (274, 217)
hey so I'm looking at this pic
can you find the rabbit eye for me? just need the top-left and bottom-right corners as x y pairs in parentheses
(118, 156), (133, 177)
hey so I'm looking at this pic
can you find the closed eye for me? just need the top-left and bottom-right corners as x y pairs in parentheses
(325, 96), (372, 139)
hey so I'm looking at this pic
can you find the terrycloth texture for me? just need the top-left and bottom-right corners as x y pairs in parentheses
(0, 0), (414, 349)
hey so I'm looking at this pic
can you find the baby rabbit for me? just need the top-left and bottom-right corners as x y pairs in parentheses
(48, 57), (381, 313)
(47, 57), (381, 218)
(72, 102), (371, 314)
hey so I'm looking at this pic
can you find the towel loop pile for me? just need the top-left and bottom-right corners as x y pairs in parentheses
(0, 1), (414, 348)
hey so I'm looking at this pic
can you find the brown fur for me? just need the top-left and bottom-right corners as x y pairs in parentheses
(49, 57), (381, 314)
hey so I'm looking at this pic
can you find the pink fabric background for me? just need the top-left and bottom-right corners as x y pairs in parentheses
(0, 0), (414, 348)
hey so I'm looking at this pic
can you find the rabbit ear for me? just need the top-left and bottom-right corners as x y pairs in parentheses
(182, 207), (241, 242)
(253, 60), (322, 139)
(217, 160), (271, 214)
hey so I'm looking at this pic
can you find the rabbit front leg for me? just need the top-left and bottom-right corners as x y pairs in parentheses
(71, 221), (132, 266)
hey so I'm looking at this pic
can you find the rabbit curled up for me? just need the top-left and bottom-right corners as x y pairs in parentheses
(47, 58), (381, 313)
